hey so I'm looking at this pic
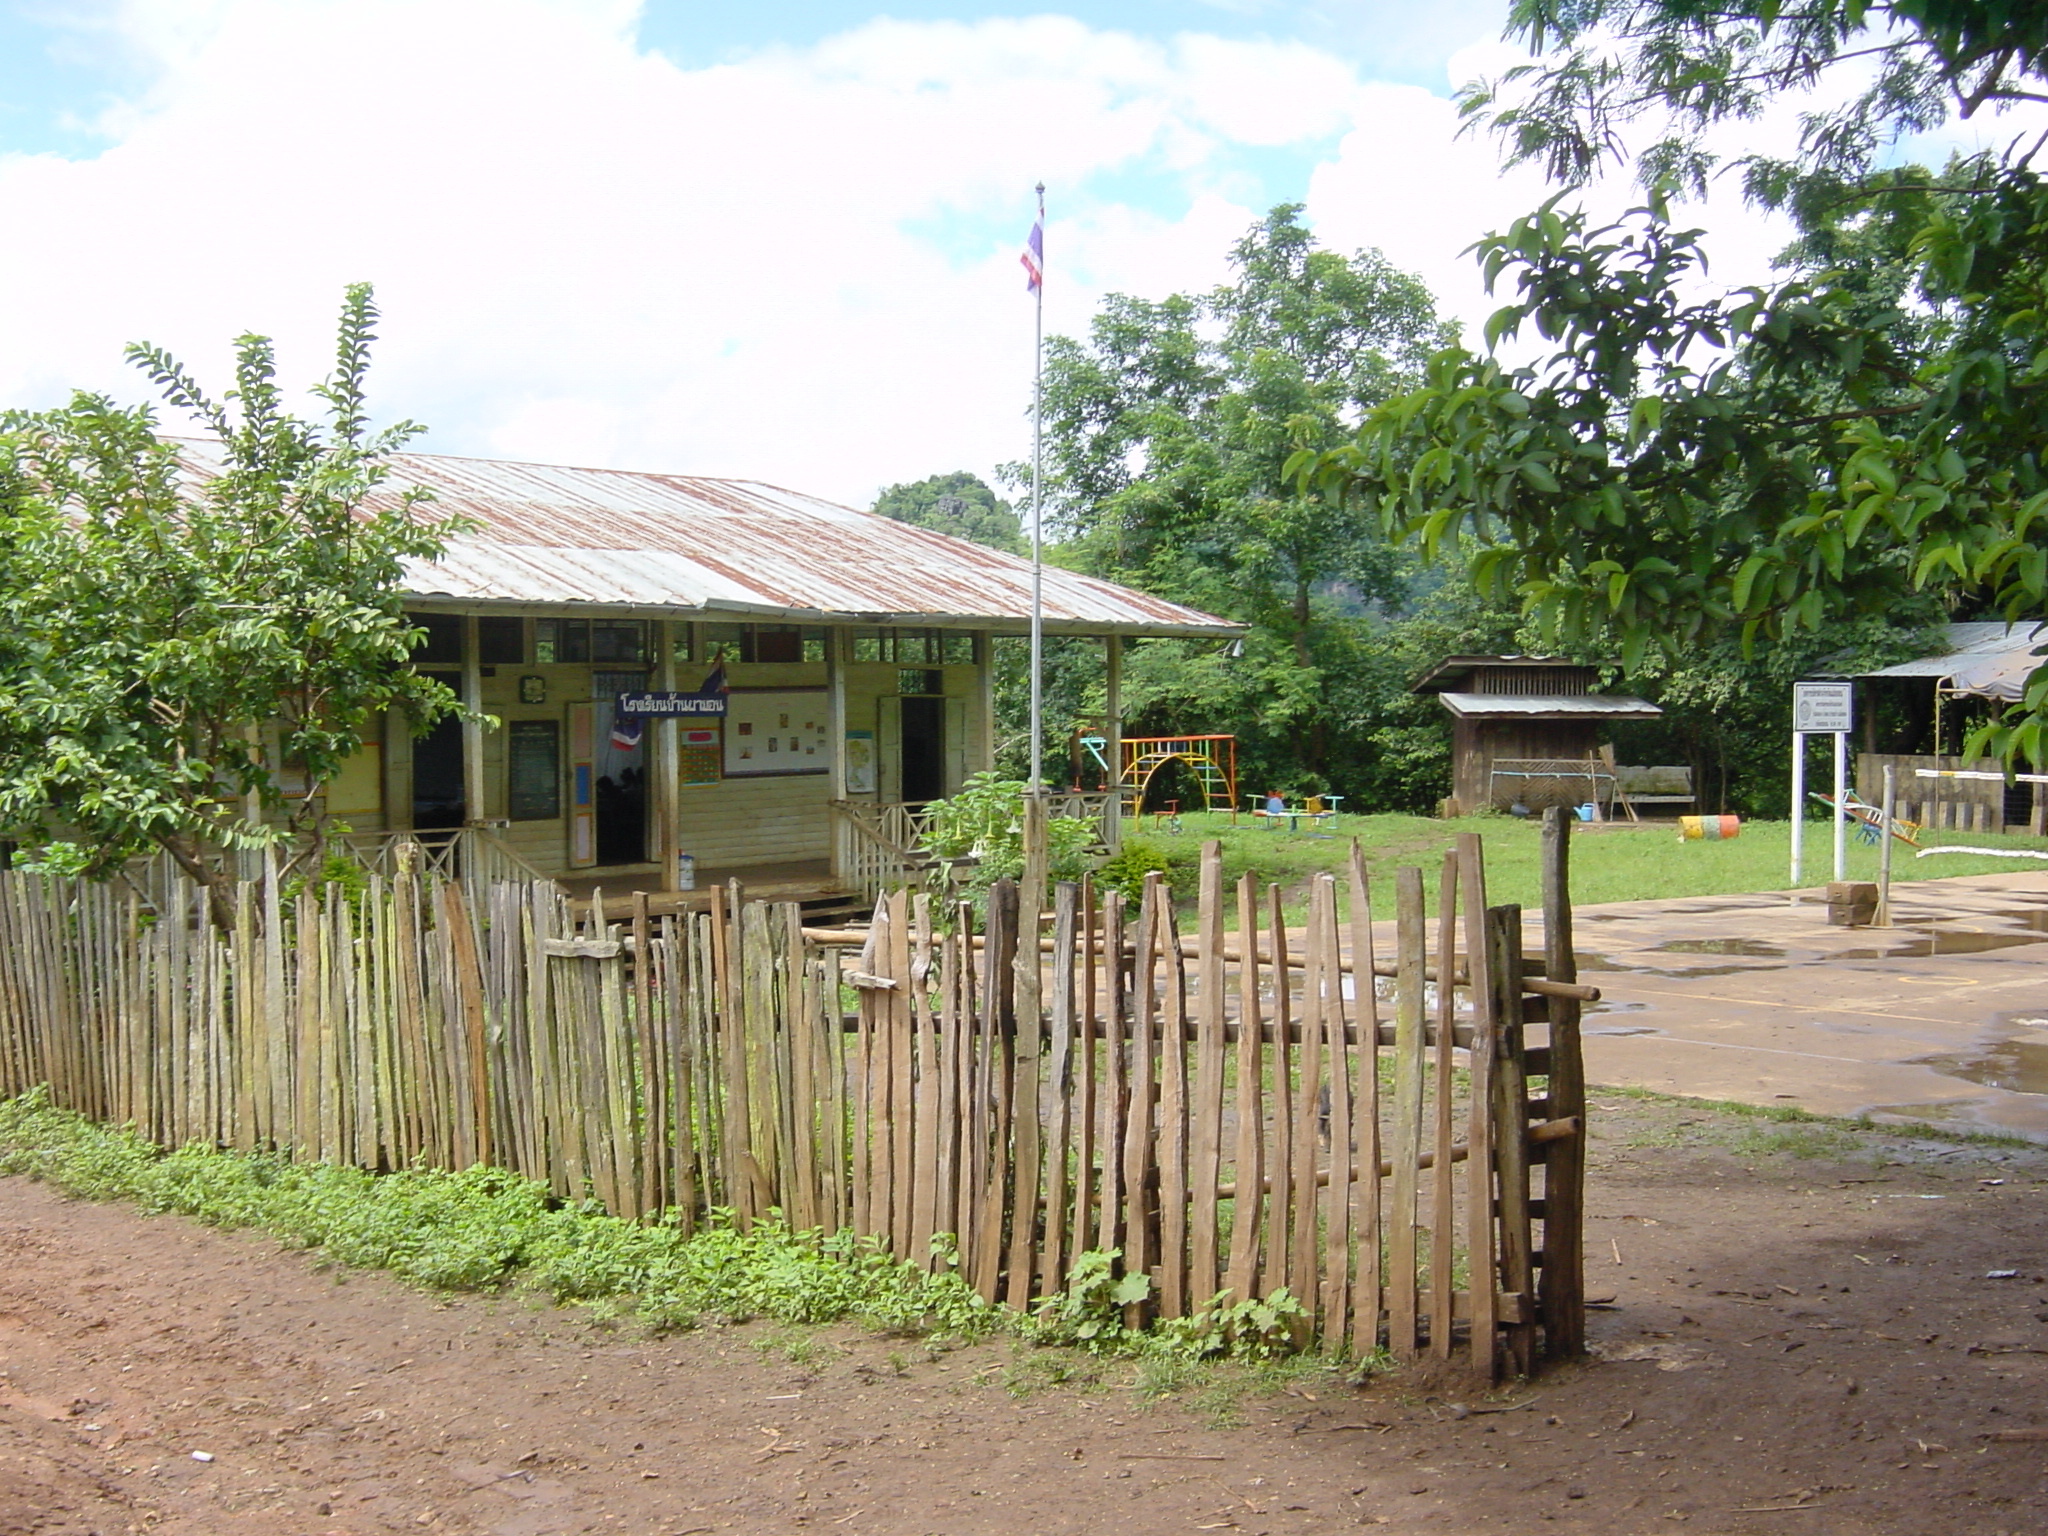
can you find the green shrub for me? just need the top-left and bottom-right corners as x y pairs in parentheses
(1091, 836), (1193, 902)
(0, 1089), (1317, 1365)
(922, 773), (1098, 909)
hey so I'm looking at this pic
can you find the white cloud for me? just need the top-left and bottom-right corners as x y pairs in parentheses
(11, 0), (1909, 509)
(4, 1), (1411, 506)
(1306, 35), (1820, 355)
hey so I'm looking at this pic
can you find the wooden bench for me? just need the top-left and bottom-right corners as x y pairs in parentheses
(1613, 765), (1695, 815)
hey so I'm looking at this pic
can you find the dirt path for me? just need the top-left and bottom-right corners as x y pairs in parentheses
(2, 1099), (2045, 1536)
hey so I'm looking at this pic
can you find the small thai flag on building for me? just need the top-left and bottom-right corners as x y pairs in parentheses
(609, 713), (643, 751)
(1021, 196), (1043, 293)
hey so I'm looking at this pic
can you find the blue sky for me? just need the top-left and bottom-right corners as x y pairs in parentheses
(0, 0), (1796, 505)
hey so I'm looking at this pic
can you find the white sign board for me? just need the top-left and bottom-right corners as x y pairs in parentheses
(1793, 681), (1854, 735)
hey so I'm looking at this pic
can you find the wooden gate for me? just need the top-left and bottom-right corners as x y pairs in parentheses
(845, 818), (1589, 1376)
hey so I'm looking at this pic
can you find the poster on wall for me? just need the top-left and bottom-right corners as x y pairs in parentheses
(844, 730), (876, 793)
(678, 725), (721, 786)
(723, 688), (828, 777)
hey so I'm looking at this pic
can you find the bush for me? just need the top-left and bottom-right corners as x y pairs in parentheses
(922, 773), (1097, 909)
(1091, 836), (1193, 901)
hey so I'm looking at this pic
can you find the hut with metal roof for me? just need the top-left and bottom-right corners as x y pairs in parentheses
(1412, 656), (1662, 816)
(173, 442), (1239, 906)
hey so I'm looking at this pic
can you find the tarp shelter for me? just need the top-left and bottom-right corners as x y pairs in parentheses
(1847, 621), (2048, 833)
(1854, 620), (2048, 705)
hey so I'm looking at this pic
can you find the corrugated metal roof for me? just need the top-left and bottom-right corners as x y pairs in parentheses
(170, 440), (1242, 638)
(1411, 653), (1592, 692)
(1437, 692), (1663, 720)
(1855, 621), (2048, 683)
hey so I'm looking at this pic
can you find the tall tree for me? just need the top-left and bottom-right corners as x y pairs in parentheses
(1466, 1), (2048, 209)
(1301, 3), (2048, 767)
(1029, 205), (1453, 784)
(0, 285), (466, 924)
(872, 471), (1025, 554)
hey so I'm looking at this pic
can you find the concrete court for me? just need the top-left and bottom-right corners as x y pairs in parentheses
(1530, 868), (2048, 1141)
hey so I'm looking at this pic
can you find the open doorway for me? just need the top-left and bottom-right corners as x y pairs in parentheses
(899, 695), (945, 805)
(594, 700), (647, 865)
(411, 715), (465, 830)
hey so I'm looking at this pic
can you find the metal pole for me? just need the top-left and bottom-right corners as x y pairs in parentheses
(1832, 729), (1848, 883)
(1875, 762), (1897, 926)
(1028, 181), (1046, 798)
(1789, 730), (1805, 897)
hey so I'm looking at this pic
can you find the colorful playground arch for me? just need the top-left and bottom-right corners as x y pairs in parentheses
(1115, 734), (1239, 816)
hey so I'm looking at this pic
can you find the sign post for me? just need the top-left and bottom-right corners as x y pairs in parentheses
(1790, 681), (1855, 892)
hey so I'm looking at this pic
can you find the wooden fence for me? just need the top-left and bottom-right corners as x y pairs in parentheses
(847, 824), (1587, 1376)
(1856, 752), (2046, 834)
(0, 819), (1589, 1376)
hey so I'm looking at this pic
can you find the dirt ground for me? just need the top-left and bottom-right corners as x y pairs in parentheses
(3, 1096), (2045, 1536)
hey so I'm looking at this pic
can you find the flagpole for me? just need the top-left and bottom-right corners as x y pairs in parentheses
(1029, 181), (1045, 799)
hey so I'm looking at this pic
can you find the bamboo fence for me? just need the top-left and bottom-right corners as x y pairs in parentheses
(0, 817), (1590, 1375)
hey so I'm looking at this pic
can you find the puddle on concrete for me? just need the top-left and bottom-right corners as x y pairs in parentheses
(1919, 1024), (2048, 1096)
(1659, 962), (1790, 978)
(1864, 1100), (1978, 1126)
(1587, 999), (1650, 1016)
(1585, 1022), (1657, 1036)
(1574, 951), (1634, 972)
(1837, 929), (2048, 960)
(1575, 948), (1788, 980)
(1654, 937), (1786, 957)
(1914, 1010), (2048, 1097)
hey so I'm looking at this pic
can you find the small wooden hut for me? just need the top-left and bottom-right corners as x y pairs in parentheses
(1413, 655), (1662, 815)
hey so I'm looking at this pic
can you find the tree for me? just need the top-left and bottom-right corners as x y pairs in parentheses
(1466, 1), (2048, 209)
(0, 284), (467, 925)
(1299, 4), (2048, 767)
(1028, 205), (1454, 787)
(873, 472), (1025, 554)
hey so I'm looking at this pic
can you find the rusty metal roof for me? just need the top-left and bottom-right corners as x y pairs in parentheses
(171, 440), (1241, 638)
(1437, 692), (1662, 720)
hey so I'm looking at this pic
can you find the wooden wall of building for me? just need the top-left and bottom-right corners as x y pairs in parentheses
(1450, 718), (1601, 813)
(341, 631), (995, 879)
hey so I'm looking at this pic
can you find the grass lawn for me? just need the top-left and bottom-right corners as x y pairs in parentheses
(1114, 808), (2048, 918)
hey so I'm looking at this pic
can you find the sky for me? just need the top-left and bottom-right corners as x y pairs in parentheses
(0, 1), (2031, 509)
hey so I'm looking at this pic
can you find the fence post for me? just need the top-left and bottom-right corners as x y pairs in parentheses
(1538, 807), (1586, 1358)
(1456, 835), (1499, 1380)
(1487, 904), (1537, 1378)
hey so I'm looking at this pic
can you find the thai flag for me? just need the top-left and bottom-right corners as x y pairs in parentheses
(609, 713), (643, 751)
(1021, 197), (1043, 293)
(700, 659), (728, 697)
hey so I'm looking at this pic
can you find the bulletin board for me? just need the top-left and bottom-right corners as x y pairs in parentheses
(723, 688), (828, 777)
(677, 724), (722, 787)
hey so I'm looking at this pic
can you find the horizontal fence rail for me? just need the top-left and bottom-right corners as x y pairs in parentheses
(0, 820), (1587, 1376)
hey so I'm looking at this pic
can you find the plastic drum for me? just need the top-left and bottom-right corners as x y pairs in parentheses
(1677, 814), (1741, 841)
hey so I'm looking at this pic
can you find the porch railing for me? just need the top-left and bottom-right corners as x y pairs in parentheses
(333, 826), (559, 902)
(123, 826), (557, 919)
(830, 792), (1122, 909)
(829, 800), (936, 907)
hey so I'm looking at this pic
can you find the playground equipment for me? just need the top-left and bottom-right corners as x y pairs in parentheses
(1115, 734), (1239, 819)
(1809, 790), (1921, 847)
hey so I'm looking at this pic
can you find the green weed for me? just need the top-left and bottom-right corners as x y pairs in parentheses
(0, 1089), (1347, 1369)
